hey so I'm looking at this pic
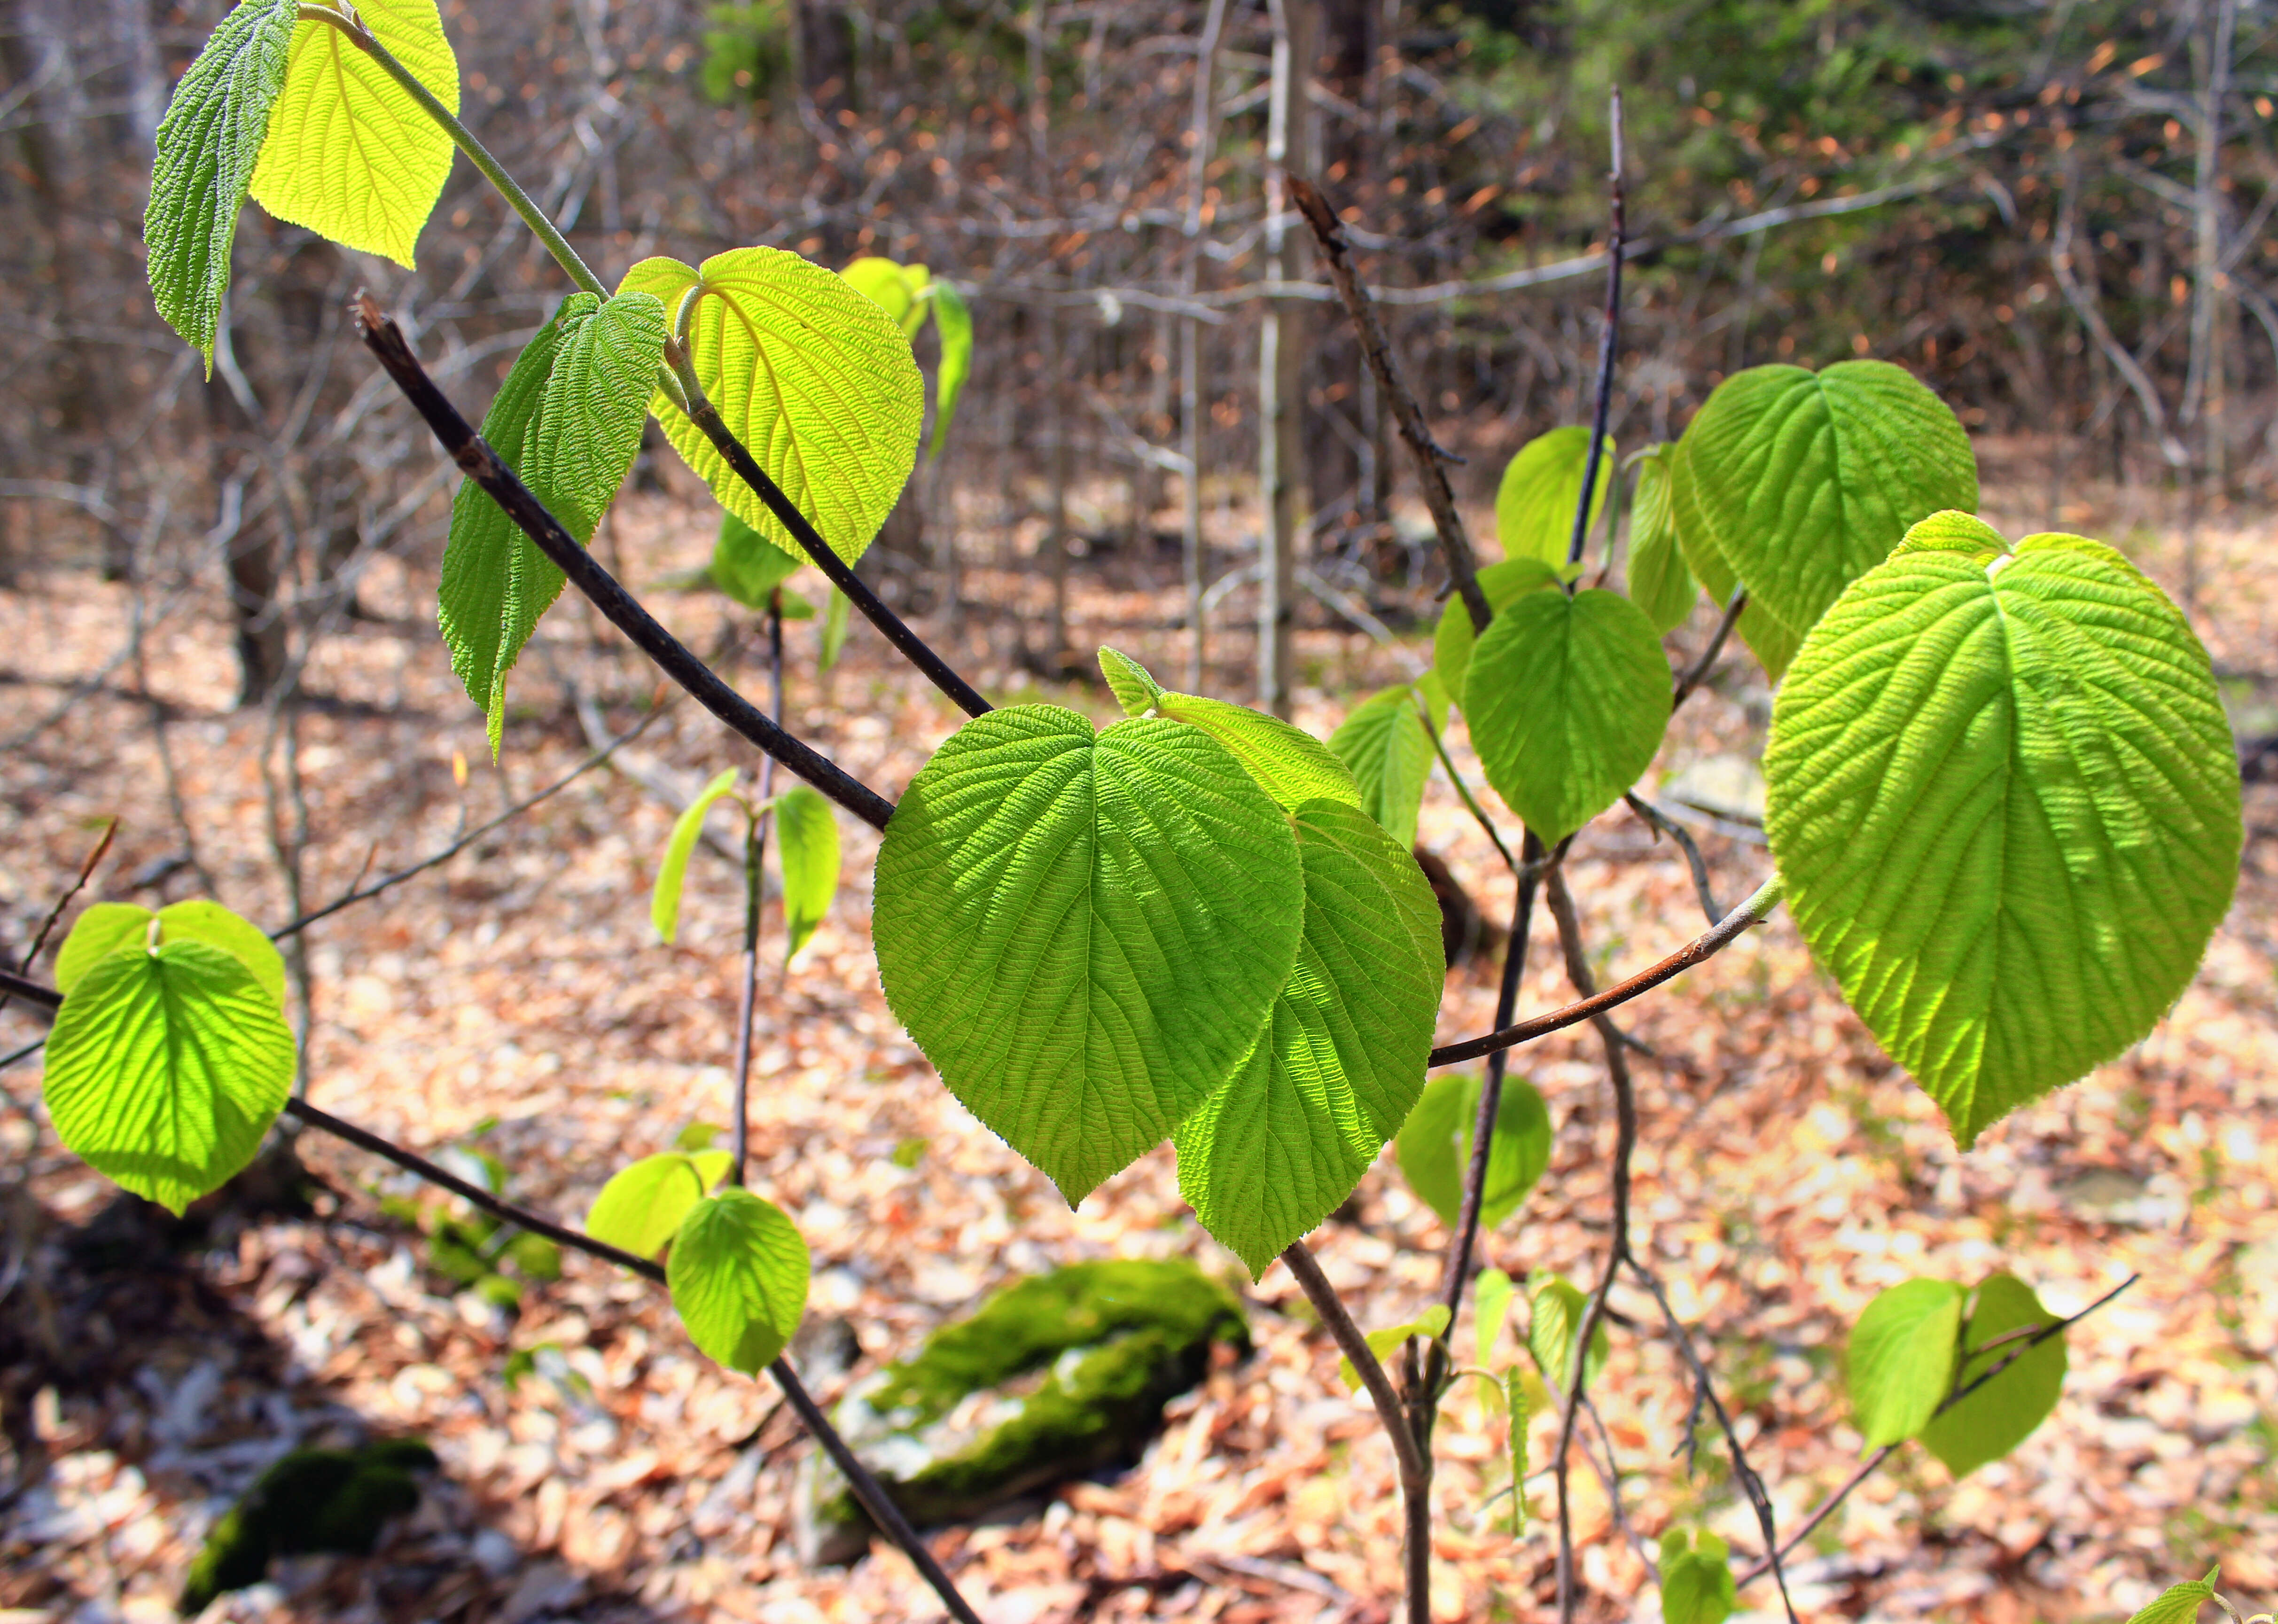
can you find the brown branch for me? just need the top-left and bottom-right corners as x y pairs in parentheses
(1287, 173), (1492, 634)
(1624, 793), (1720, 925)
(1673, 587), (1748, 710)
(1566, 89), (1625, 573)
(346, 294), (897, 833)
(1280, 1241), (1430, 1495)
(1428, 877), (1781, 1067)
(0, 819), (114, 1017)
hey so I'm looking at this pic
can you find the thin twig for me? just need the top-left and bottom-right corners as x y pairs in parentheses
(1624, 793), (1720, 924)
(271, 695), (675, 942)
(1566, 89), (1625, 575)
(1416, 703), (1518, 875)
(0, 820), (115, 1017)
(729, 601), (785, 1187)
(1286, 173), (1492, 633)
(1428, 876), (1781, 1067)
(1673, 587), (1747, 710)
(348, 294), (897, 832)
(1280, 1241), (1430, 1496)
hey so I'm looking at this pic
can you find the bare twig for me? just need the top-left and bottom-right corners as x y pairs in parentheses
(1673, 587), (1748, 710)
(1624, 793), (1720, 924)
(729, 600), (785, 1187)
(1428, 876), (1781, 1067)
(1566, 89), (1625, 574)
(347, 294), (896, 832)
(1287, 173), (1492, 633)
(3, 820), (115, 1008)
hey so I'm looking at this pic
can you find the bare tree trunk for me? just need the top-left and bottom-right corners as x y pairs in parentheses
(1047, 308), (1071, 664)
(229, 521), (289, 707)
(794, 0), (855, 114)
(1180, 0), (1231, 691)
(1258, 0), (1316, 719)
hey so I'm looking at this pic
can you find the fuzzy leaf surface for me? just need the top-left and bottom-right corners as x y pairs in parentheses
(1847, 1277), (1963, 1447)
(1329, 679), (1445, 848)
(1669, 437), (1804, 680)
(621, 248), (922, 566)
(1098, 646), (1165, 717)
(873, 706), (1304, 1202)
(145, 0), (299, 371)
(1495, 426), (1613, 566)
(43, 940), (295, 1215)
(55, 900), (285, 1009)
(1765, 518), (2242, 1146)
(1154, 693), (1360, 813)
(2125, 1571), (2224, 1624)
(1465, 587), (1671, 841)
(247, 0), (460, 266)
(1432, 557), (1564, 700)
(1173, 802), (1443, 1275)
(1681, 360), (1977, 636)
(1920, 1273), (2066, 1476)
(667, 1188), (809, 1374)
(1626, 446), (1697, 633)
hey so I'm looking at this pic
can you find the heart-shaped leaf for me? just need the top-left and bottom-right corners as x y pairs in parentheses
(1330, 678), (1447, 849)
(1495, 426), (1613, 567)
(874, 705), (1304, 1202)
(1765, 515), (2241, 1146)
(668, 1188), (809, 1374)
(1395, 1071), (1552, 1232)
(585, 1149), (732, 1259)
(1920, 1273), (2067, 1476)
(1173, 801), (1443, 1276)
(1431, 557), (1564, 700)
(1847, 1277), (1963, 1446)
(1669, 435), (1803, 681)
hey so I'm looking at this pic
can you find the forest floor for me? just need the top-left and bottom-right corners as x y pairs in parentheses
(2, 456), (2276, 1624)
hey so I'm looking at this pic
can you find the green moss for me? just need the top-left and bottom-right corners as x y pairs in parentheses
(178, 1440), (436, 1613)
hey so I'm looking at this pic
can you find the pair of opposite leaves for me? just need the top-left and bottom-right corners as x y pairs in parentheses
(874, 649), (1446, 1277)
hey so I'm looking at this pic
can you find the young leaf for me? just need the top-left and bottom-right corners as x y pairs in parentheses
(819, 586), (852, 673)
(584, 1150), (730, 1259)
(711, 510), (804, 609)
(1395, 1072), (1552, 1232)
(667, 1187), (810, 1374)
(1504, 1368), (1531, 1533)
(1668, 437), (1803, 681)
(42, 940), (296, 1215)
(1330, 680), (1445, 848)
(145, 0), (300, 373)
(1660, 1528), (1737, 1624)
(1474, 1265), (1517, 1368)
(1098, 646), (1165, 717)
(1920, 1273), (2067, 1476)
(55, 900), (286, 1010)
(247, 0), (460, 266)
(774, 785), (839, 965)
(621, 248), (924, 567)
(840, 255), (919, 327)
(1847, 1277), (1964, 1447)
(1173, 802), (1444, 1276)
(1464, 588), (1671, 842)
(651, 767), (742, 945)
(1625, 446), (1697, 634)
(1337, 1304), (1451, 1391)
(874, 705), (1305, 1203)
(1681, 360), (1978, 637)
(1495, 427), (1614, 567)
(1432, 556), (1565, 701)
(2126, 1570), (2225, 1624)
(927, 279), (974, 459)
(1154, 693), (1361, 813)
(1527, 1275), (1609, 1396)
(530, 289), (670, 540)
(1765, 518), (2242, 1147)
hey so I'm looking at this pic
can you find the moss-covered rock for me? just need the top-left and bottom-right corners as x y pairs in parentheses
(178, 1439), (436, 1614)
(796, 1259), (1249, 1565)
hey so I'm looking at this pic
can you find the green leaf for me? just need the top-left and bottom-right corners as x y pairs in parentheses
(532, 289), (669, 540)
(1154, 694), (1361, 814)
(711, 510), (804, 609)
(1920, 1273), (2067, 1477)
(1330, 681), (1444, 848)
(1338, 1304), (1451, 1391)
(874, 705), (1305, 1203)
(1495, 427), (1614, 567)
(55, 900), (285, 1010)
(667, 1187), (810, 1374)
(774, 785), (839, 965)
(1764, 519), (2243, 1147)
(651, 767), (742, 944)
(144, 0), (300, 373)
(247, 0), (460, 266)
(1660, 1528), (1737, 1624)
(42, 940), (296, 1215)
(1626, 446), (1696, 634)
(1464, 588), (1671, 842)
(1432, 557), (1565, 701)
(2125, 1570), (2225, 1624)
(622, 249), (923, 567)
(585, 1150), (730, 1259)
(1099, 646), (1165, 717)
(1173, 802), (1444, 1276)
(1395, 1072), (1552, 1232)
(1681, 360), (1978, 637)
(1668, 437), (1803, 682)
(1474, 1266), (1517, 1368)
(841, 255), (920, 327)
(1505, 1368), (1531, 1533)
(1528, 1276), (1608, 1396)
(820, 587), (852, 672)
(927, 279), (973, 459)
(1846, 1277), (1964, 1447)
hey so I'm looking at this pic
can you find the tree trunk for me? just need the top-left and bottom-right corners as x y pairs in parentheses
(229, 522), (289, 707)
(1257, 0), (1317, 720)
